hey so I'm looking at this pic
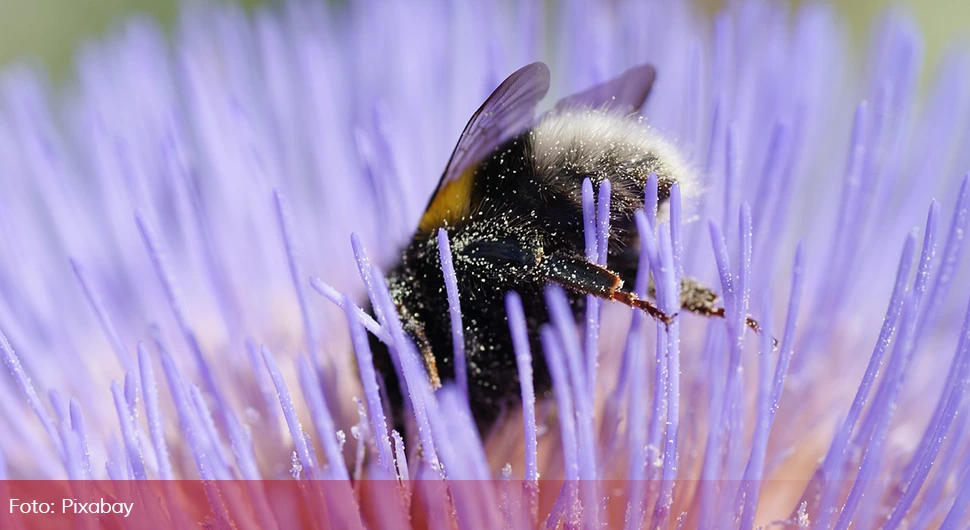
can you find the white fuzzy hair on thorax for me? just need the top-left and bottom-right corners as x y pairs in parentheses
(526, 109), (700, 221)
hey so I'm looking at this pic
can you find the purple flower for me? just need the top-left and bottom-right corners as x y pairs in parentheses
(0, 1), (969, 528)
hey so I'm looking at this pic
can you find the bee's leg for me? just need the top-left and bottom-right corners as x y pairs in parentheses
(676, 276), (721, 317)
(676, 276), (776, 347)
(411, 327), (442, 390)
(539, 254), (675, 325)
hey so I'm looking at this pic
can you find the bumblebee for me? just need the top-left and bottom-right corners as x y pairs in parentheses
(369, 62), (747, 435)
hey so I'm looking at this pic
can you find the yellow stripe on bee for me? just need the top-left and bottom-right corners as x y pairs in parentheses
(418, 165), (478, 233)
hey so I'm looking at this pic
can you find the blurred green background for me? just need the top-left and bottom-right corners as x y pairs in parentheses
(0, 0), (262, 78)
(0, 0), (966, 83)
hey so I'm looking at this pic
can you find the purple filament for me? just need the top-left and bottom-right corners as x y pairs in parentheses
(350, 400), (369, 481)
(799, 102), (870, 362)
(111, 380), (146, 480)
(940, 450), (970, 528)
(505, 292), (538, 486)
(916, 173), (969, 342)
(340, 294), (394, 477)
(124, 371), (139, 421)
(553, 289), (600, 528)
(654, 226), (682, 528)
(436, 387), (499, 529)
(669, 184), (683, 278)
(392, 430), (409, 482)
(166, 133), (243, 338)
(438, 386), (491, 481)
(853, 202), (939, 446)
(70, 258), (134, 371)
(419, 384), (466, 482)
(540, 326), (579, 528)
(55, 401), (86, 481)
(158, 352), (219, 482)
(833, 203), (939, 530)
(47, 390), (67, 431)
(726, 205), (754, 486)
(310, 277), (390, 344)
(273, 189), (323, 369)
(585, 179), (611, 399)
(886, 297), (970, 527)
(602, 180), (657, 465)
(545, 287), (597, 489)
(834, 300), (918, 530)
(262, 345), (317, 479)
(223, 406), (260, 480)
(909, 402), (969, 529)
(134, 212), (224, 414)
(68, 398), (93, 480)
(224, 409), (280, 530)
(708, 222), (738, 319)
(750, 121), (788, 233)
(645, 173), (659, 228)
(581, 178), (598, 263)
(350, 232), (388, 325)
(707, 216), (747, 503)
(633, 210), (667, 479)
(596, 180), (612, 266)
(0, 328), (64, 460)
(816, 232), (917, 508)
(437, 228), (467, 399)
(349, 234), (409, 391)
(244, 338), (282, 424)
(623, 213), (655, 530)
(770, 242), (806, 419)
(105, 442), (127, 482)
(545, 287), (586, 394)
(581, 178), (602, 409)
(365, 260), (440, 470)
(296, 355), (350, 481)
(722, 123), (740, 237)
(189, 384), (231, 477)
(737, 202), (753, 336)
(736, 299), (774, 529)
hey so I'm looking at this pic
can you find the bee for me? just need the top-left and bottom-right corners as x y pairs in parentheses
(369, 62), (756, 435)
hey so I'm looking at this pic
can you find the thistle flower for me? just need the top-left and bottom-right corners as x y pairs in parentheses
(1, 1), (969, 529)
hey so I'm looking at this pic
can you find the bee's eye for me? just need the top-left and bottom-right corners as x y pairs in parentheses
(462, 240), (537, 267)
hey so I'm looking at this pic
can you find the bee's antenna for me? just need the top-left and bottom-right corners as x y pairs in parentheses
(706, 307), (779, 351)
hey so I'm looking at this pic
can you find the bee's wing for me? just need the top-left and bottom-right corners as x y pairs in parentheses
(438, 62), (549, 184)
(418, 62), (550, 232)
(440, 61), (551, 185)
(554, 64), (657, 114)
